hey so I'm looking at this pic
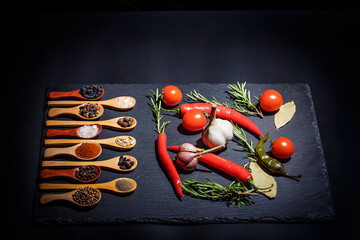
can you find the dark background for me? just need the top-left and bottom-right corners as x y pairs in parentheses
(5, 1), (360, 239)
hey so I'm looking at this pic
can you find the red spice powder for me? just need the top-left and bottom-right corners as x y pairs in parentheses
(75, 143), (100, 159)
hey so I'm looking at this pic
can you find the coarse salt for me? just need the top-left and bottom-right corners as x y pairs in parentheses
(115, 97), (134, 108)
(77, 125), (99, 138)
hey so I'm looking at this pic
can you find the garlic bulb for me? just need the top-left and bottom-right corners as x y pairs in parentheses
(202, 104), (234, 148)
(175, 143), (225, 171)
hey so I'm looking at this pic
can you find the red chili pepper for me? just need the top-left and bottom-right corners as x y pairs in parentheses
(177, 103), (263, 137)
(168, 145), (253, 185)
(157, 134), (184, 197)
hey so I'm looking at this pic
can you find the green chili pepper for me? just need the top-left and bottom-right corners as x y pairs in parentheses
(255, 133), (301, 179)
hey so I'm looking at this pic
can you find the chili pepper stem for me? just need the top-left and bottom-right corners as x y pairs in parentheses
(284, 173), (302, 179)
(193, 145), (225, 157)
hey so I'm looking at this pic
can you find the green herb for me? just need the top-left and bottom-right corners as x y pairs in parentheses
(181, 177), (257, 207)
(232, 123), (257, 161)
(186, 82), (263, 118)
(226, 82), (263, 118)
(147, 89), (170, 134)
(186, 90), (233, 108)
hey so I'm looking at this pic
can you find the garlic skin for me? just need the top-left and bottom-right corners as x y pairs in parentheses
(202, 104), (234, 148)
(179, 143), (198, 153)
(176, 151), (200, 171)
(175, 143), (225, 171)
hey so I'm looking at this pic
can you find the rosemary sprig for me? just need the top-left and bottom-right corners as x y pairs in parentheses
(232, 123), (257, 161)
(227, 82), (263, 118)
(186, 90), (232, 108)
(147, 88), (170, 134)
(181, 177), (257, 207)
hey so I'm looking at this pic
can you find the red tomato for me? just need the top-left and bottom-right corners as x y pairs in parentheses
(162, 85), (182, 106)
(260, 89), (283, 112)
(182, 109), (207, 131)
(272, 137), (294, 159)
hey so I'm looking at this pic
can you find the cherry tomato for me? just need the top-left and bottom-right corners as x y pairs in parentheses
(162, 85), (182, 106)
(260, 89), (283, 112)
(272, 137), (294, 159)
(182, 109), (207, 131)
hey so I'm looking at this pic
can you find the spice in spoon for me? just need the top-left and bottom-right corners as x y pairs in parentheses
(79, 103), (101, 118)
(75, 166), (98, 181)
(77, 125), (99, 138)
(72, 186), (101, 206)
(115, 136), (135, 147)
(75, 143), (101, 159)
(115, 179), (134, 191)
(79, 85), (103, 99)
(117, 117), (134, 127)
(118, 156), (135, 170)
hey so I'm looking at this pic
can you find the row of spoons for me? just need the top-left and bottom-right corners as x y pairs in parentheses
(41, 90), (138, 206)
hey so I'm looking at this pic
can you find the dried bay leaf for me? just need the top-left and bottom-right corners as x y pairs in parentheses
(249, 161), (277, 199)
(274, 101), (296, 131)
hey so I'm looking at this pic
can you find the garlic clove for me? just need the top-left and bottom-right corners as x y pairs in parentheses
(201, 104), (234, 148)
(179, 143), (198, 153)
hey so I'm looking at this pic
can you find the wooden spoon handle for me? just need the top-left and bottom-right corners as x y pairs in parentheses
(40, 183), (88, 190)
(40, 192), (72, 204)
(48, 100), (90, 107)
(44, 138), (105, 147)
(48, 90), (81, 100)
(46, 120), (96, 127)
(46, 129), (78, 138)
(43, 146), (74, 159)
(42, 160), (92, 168)
(40, 169), (73, 179)
(48, 107), (77, 118)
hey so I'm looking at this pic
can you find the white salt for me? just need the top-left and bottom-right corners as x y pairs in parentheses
(115, 97), (134, 108)
(77, 125), (99, 138)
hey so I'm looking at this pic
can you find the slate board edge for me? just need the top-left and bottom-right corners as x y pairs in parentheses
(304, 83), (336, 219)
(34, 215), (336, 225)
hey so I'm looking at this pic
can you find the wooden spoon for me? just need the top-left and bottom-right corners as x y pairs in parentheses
(48, 89), (104, 100)
(40, 188), (102, 206)
(46, 117), (137, 131)
(48, 96), (136, 111)
(48, 103), (104, 120)
(39, 177), (137, 194)
(40, 165), (101, 183)
(42, 156), (137, 172)
(44, 143), (102, 160)
(44, 136), (136, 151)
(46, 124), (103, 139)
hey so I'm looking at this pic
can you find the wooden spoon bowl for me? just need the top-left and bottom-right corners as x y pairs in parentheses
(48, 89), (104, 100)
(46, 117), (137, 131)
(40, 165), (101, 183)
(46, 124), (103, 139)
(40, 177), (137, 194)
(44, 142), (102, 160)
(48, 103), (104, 120)
(40, 187), (102, 207)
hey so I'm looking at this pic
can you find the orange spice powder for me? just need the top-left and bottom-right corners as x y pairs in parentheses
(75, 143), (100, 159)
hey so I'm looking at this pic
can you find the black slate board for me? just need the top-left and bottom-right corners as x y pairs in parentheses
(33, 83), (335, 224)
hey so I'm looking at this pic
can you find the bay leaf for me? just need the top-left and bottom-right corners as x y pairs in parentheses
(274, 101), (296, 131)
(249, 161), (277, 199)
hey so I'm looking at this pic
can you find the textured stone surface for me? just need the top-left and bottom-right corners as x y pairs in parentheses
(33, 83), (335, 224)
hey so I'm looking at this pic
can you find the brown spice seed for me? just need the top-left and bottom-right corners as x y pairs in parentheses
(115, 179), (134, 191)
